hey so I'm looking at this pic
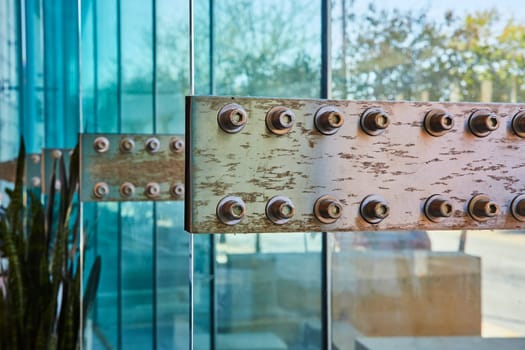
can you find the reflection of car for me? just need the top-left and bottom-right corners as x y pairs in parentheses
(349, 231), (431, 251)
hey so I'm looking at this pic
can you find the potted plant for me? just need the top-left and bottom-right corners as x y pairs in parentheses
(0, 140), (101, 350)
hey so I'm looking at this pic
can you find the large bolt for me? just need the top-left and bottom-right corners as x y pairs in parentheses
(360, 195), (390, 224)
(93, 182), (109, 199)
(424, 109), (454, 136)
(266, 196), (295, 224)
(510, 194), (525, 222)
(468, 194), (499, 222)
(31, 177), (41, 188)
(424, 195), (453, 222)
(145, 182), (161, 198)
(512, 111), (525, 138)
(51, 150), (62, 159)
(469, 109), (499, 137)
(145, 137), (161, 153)
(170, 138), (185, 153)
(93, 137), (110, 153)
(170, 183), (184, 198)
(314, 195), (343, 224)
(120, 182), (135, 198)
(120, 137), (135, 153)
(217, 103), (248, 133)
(266, 106), (296, 135)
(314, 106), (345, 135)
(360, 108), (390, 136)
(217, 196), (246, 225)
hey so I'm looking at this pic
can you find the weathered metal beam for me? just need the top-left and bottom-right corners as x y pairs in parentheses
(79, 134), (185, 202)
(185, 96), (525, 233)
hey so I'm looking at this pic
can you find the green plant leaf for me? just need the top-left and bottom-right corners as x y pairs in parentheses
(83, 255), (101, 326)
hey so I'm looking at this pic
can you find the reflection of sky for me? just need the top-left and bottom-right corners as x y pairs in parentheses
(353, 0), (524, 18)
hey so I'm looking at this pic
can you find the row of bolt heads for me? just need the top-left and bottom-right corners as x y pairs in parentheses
(218, 103), (525, 138)
(93, 137), (185, 154)
(216, 193), (525, 225)
(93, 182), (184, 199)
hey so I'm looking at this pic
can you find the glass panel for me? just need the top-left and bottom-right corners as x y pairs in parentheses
(331, 1), (525, 349)
(195, 1), (324, 348)
(81, 0), (193, 348)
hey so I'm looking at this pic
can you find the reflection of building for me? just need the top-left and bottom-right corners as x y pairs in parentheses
(1, 0), (525, 349)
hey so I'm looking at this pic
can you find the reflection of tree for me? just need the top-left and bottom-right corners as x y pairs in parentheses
(211, 0), (321, 97)
(333, 3), (525, 103)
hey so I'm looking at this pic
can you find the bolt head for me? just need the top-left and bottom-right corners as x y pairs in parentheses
(170, 139), (185, 153)
(469, 110), (499, 137)
(315, 106), (345, 135)
(217, 104), (248, 133)
(31, 154), (41, 164)
(266, 107), (295, 135)
(93, 182), (109, 198)
(145, 182), (161, 198)
(120, 182), (135, 197)
(120, 138), (135, 152)
(361, 108), (390, 136)
(52, 150), (63, 159)
(512, 111), (525, 138)
(145, 138), (161, 153)
(171, 183), (185, 197)
(31, 177), (41, 187)
(94, 137), (110, 153)
(217, 196), (246, 225)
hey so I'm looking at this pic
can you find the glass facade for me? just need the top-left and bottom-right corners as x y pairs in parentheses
(1, 0), (524, 349)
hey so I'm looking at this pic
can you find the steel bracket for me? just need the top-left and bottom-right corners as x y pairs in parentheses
(79, 133), (185, 202)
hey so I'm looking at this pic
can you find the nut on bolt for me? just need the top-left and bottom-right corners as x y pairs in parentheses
(120, 137), (135, 152)
(424, 195), (453, 222)
(510, 194), (525, 222)
(266, 106), (296, 135)
(469, 109), (499, 137)
(512, 111), (525, 138)
(468, 194), (499, 222)
(217, 103), (248, 133)
(360, 108), (390, 136)
(170, 138), (185, 153)
(120, 182), (136, 198)
(145, 137), (161, 153)
(170, 183), (184, 198)
(266, 196), (295, 224)
(360, 194), (390, 224)
(93, 182), (109, 199)
(424, 109), (454, 136)
(94, 137), (110, 153)
(145, 182), (161, 198)
(217, 196), (246, 225)
(314, 195), (343, 224)
(314, 106), (344, 135)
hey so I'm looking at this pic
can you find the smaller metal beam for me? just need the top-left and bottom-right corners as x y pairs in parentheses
(79, 134), (185, 202)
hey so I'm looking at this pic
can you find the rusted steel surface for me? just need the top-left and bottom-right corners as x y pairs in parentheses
(186, 96), (525, 233)
(80, 134), (185, 202)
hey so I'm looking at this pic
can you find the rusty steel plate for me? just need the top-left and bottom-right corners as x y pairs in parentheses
(80, 134), (185, 202)
(186, 96), (525, 233)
